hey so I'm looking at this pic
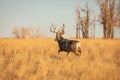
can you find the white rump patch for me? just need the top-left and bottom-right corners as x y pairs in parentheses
(76, 42), (81, 48)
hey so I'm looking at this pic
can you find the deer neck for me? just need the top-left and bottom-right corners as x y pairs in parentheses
(56, 37), (64, 42)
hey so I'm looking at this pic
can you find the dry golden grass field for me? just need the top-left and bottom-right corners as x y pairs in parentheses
(0, 38), (120, 80)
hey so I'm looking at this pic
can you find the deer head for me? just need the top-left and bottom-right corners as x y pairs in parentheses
(50, 24), (65, 41)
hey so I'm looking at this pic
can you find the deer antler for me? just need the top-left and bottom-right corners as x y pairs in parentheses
(59, 24), (65, 35)
(50, 24), (57, 33)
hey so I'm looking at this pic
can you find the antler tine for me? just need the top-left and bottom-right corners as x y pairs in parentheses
(62, 24), (65, 28)
(50, 24), (57, 33)
(59, 24), (65, 35)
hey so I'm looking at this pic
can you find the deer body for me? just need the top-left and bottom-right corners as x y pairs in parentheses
(57, 38), (81, 56)
(50, 24), (81, 56)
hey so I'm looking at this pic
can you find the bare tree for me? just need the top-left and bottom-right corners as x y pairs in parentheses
(35, 27), (41, 38)
(97, 0), (119, 39)
(116, 0), (120, 36)
(82, 5), (90, 38)
(29, 27), (42, 38)
(76, 7), (81, 38)
(12, 27), (20, 38)
(75, 4), (90, 38)
(21, 27), (30, 38)
(91, 16), (97, 38)
(12, 26), (44, 38)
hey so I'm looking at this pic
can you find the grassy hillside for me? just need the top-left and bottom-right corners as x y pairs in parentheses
(0, 38), (120, 80)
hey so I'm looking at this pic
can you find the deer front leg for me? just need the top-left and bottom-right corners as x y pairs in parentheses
(66, 52), (69, 57)
(58, 50), (62, 59)
(58, 50), (61, 55)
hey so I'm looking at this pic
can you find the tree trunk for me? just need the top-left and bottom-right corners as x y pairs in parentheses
(110, 25), (114, 39)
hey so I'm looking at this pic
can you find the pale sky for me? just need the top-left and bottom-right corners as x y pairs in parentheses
(0, 0), (120, 38)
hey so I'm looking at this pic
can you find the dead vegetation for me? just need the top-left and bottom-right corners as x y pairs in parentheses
(0, 38), (120, 80)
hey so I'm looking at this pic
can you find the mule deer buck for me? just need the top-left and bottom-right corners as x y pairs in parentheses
(50, 24), (81, 56)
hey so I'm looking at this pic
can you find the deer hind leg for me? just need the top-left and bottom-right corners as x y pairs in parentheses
(71, 45), (76, 56)
(66, 52), (70, 57)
